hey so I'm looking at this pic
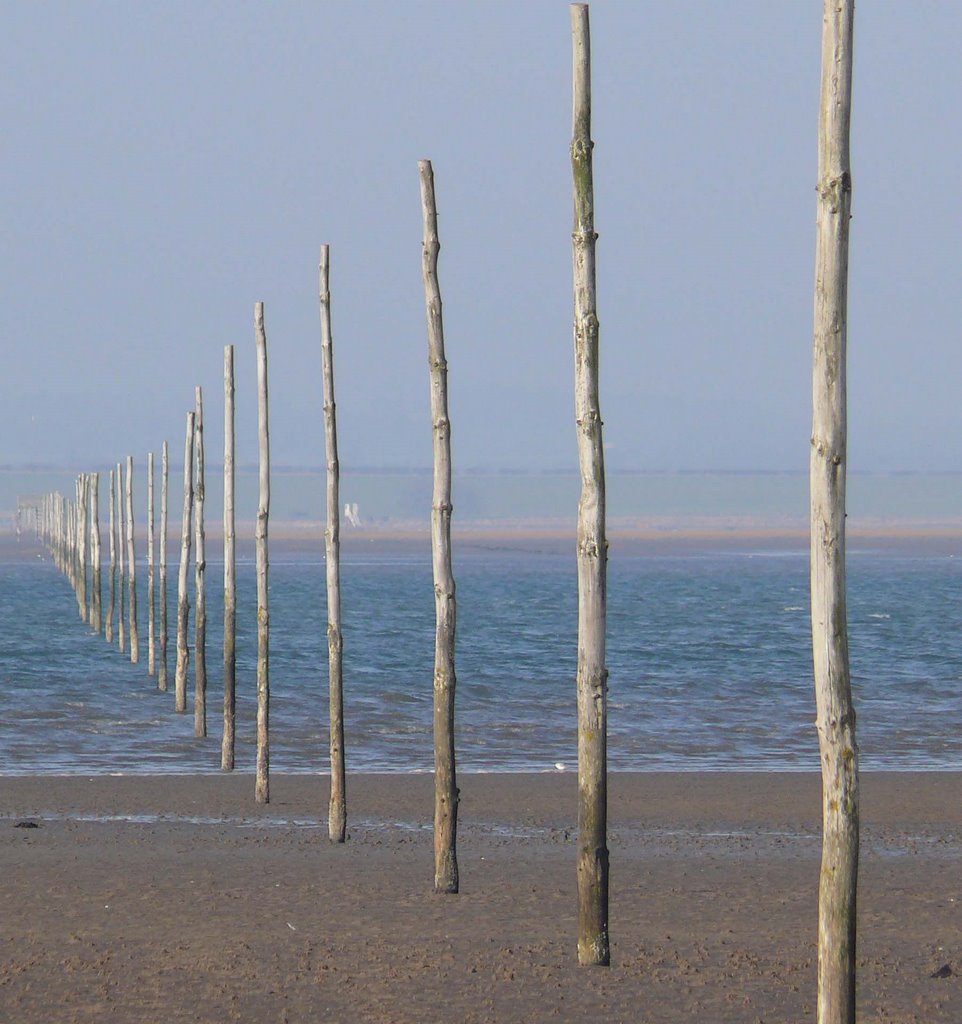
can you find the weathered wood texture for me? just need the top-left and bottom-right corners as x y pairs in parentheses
(158, 440), (169, 691)
(175, 412), (195, 713)
(419, 159), (459, 894)
(106, 468), (116, 644)
(76, 475), (88, 622)
(194, 387), (207, 739)
(147, 451), (156, 677)
(116, 463), (126, 655)
(571, 2), (609, 967)
(126, 456), (139, 663)
(254, 303), (271, 804)
(222, 346), (236, 771)
(90, 473), (102, 633)
(811, 3), (858, 1023)
(320, 244), (346, 842)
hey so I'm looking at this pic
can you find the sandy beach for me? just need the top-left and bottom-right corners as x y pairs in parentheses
(1, 771), (960, 1023)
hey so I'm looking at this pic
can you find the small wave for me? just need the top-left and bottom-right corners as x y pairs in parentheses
(782, 606), (804, 612)
(869, 613), (891, 620)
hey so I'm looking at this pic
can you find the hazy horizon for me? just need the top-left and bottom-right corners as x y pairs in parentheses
(5, 466), (961, 532)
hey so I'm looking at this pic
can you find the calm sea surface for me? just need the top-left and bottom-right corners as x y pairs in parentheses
(1, 539), (961, 774)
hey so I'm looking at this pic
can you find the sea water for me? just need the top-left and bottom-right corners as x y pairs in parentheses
(1, 540), (961, 774)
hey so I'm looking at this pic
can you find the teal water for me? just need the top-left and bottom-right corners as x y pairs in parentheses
(1, 538), (961, 774)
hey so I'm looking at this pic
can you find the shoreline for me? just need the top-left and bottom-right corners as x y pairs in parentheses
(2, 770), (961, 1022)
(4, 769), (961, 830)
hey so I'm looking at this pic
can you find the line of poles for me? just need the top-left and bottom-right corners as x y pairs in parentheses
(33, 345), (254, 790)
(24, 7), (859, 1011)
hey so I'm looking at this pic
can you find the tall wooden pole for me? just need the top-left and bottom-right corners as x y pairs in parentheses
(147, 451), (156, 676)
(812, 2), (858, 1022)
(126, 455), (139, 663)
(254, 302), (271, 804)
(68, 497), (77, 598)
(419, 159), (459, 895)
(106, 468), (116, 644)
(222, 345), (236, 771)
(320, 244), (346, 843)
(175, 412), (195, 713)
(90, 473), (101, 633)
(194, 386), (207, 738)
(77, 475), (88, 622)
(159, 440), (170, 691)
(117, 462), (126, 655)
(571, 3), (609, 967)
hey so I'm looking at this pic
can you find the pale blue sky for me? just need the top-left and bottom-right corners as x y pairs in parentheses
(3, 1), (960, 472)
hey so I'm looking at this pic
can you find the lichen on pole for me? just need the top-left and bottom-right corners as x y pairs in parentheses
(811, 2), (858, 1022)
(419, 158), (459, 895)
(571, 1), (609, 967)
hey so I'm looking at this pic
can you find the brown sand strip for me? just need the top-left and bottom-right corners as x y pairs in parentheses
(2, 772), (960, 1023)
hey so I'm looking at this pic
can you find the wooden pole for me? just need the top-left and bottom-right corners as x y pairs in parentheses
(254, 302), (271, 804)
(106, 468), (115, 643)
(811, 2), (858, 1021)
(419, 159), (459, 894)
(194, 386), (207, 738)
(90, 473), (102, 633)
(175, 412), (195, 713)
(126, 455), (139, 663)
(222, 345), (236, 771)
(68, 497), (76, 597)
(68, 487), (75, 600)
(77, 475), (88, 622)
(117, 462), (126, 655)
(571, 2), (609, 967)
(159, 440), (170, 691)
(320, 244), (346, 842)
(147, 451), (156, 677)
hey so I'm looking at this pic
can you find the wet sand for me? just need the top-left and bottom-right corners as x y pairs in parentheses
(2, 771), (960, 1023)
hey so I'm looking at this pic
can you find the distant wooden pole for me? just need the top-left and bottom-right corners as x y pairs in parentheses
(158, 439), (170, 691)
(106, 469), (116, 643)
(320, 244), (346, 842)
(254, 302), (271, 804)
(90, 473), (102, 633)
(126, 455), (139, 663)
(68, 497), (76, 596)
(419, 158), (459, 894)
(812, 2), (858, 1022)
(117, 462), (126, 655)
(194, 386), (207, 739)
(222, 345), (236, 771)
(147, 451), (156, 676)
(68, 487), (75, 598)
(175, 412), (195, 713)
(77, 475), (88, 622)
(571, 3), (609, 967)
